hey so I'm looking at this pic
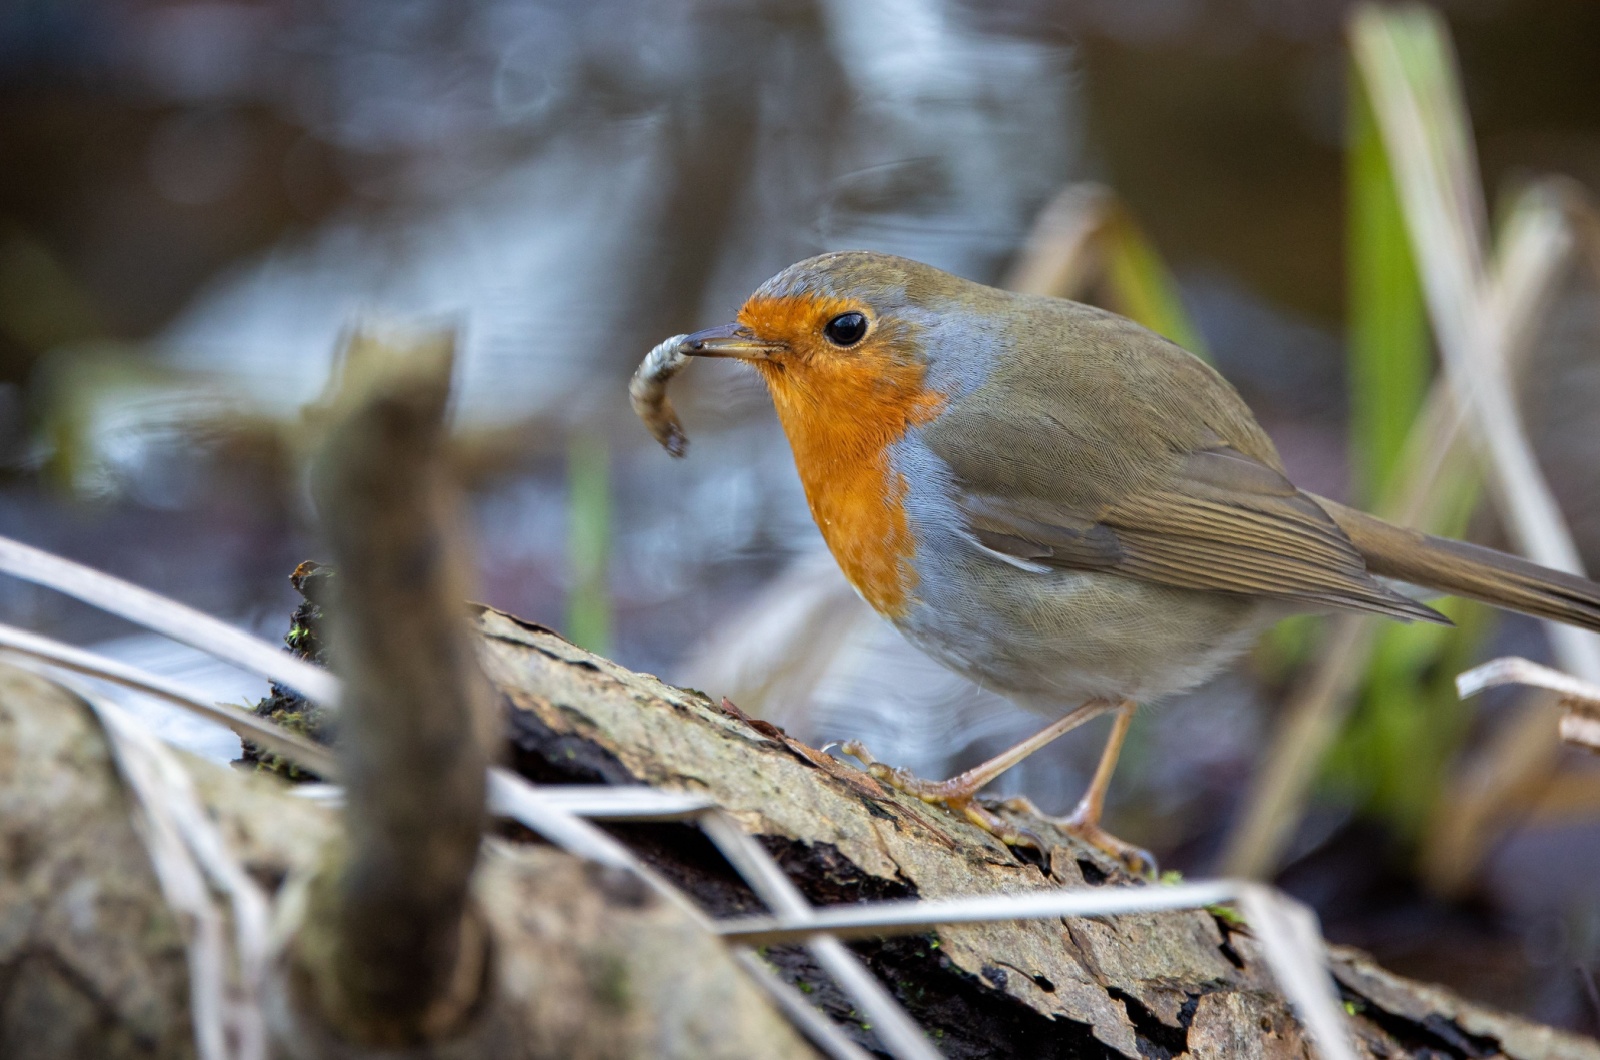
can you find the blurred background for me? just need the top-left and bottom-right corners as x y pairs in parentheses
(4, 0), (1600, 1038)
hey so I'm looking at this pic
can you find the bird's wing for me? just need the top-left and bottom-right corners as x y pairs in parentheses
(920, 300), (1446, 623)
(952, 446), (1445, 622)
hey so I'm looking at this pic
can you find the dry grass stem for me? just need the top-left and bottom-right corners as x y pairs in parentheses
(718, 881), (1358, 1060)
(0, 533), (338, 706)
(1222, 8), (1597, 881)
(731, 951), (879, 1060)
(0, 621), (339, 777)
(700, 810), (942, 1060)
(1000, 183), (1116, 297)
(1458, 656), (1600, 754)
(1354, 5), (1598, 681)
(60, 675), (272, 1060)
(1457, 656), (1600, 702)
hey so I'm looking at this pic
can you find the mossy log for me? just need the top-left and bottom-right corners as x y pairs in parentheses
(3, 616), (1599, 1059)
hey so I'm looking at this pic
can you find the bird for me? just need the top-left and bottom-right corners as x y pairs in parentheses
(671, 249), (1600, 872)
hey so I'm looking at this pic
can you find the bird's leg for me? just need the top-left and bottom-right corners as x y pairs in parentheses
(1001, 699), (1156, 877)
(840, 699), (1115, 849)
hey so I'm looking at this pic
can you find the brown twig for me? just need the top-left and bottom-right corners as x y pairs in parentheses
(290, 326), (496, 1047)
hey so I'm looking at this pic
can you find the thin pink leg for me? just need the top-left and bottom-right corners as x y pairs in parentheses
(841, 699), (1115, 847)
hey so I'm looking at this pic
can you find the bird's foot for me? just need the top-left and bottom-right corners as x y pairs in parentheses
(838, 741), (1044, 850)
(999, 795), (1158, 879)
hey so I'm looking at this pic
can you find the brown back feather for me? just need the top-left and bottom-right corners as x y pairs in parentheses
(925, 298), (1446, 623)
(1318, 499), (1600, 632)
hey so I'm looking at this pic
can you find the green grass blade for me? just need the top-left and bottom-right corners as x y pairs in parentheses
(1347, 57), (1430, 504)
(566, 429), (612, 656)
(1103, 207), (1210, 359)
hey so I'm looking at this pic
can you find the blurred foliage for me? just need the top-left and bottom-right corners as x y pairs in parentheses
(566, 429), (612, 656)
(0, 230), (102, 359)
(30, 343), (254, 500)
(1320, 13), (1492, 850)
(34, 344), (170, 493)
(1326, 596), (1490, 846)
(1346, 62), (1430, 504)
(1100, 206), (1209, 359)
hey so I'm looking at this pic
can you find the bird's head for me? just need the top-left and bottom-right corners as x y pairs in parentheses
(683, 251), (992, 455)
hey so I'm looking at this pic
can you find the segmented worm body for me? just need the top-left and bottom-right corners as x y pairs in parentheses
(629, 333), (692, 457)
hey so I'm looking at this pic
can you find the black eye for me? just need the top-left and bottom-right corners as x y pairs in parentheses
(823, 312), (868, 347)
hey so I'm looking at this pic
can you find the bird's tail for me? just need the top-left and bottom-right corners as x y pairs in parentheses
(1317, 497), (1600, 632)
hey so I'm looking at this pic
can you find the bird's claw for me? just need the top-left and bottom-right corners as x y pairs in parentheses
(840, 741), (927, 794)
(841, 742), (948, 800)
(996, 796), (1158, 878)
(838, 741), (1045, 851)
(960, 800), (1046, 851)
(837, 739), (878, 768)
(1057, 817), (1158, 879)
(842, 742), (1156, 874)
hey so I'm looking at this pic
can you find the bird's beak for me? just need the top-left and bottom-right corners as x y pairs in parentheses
(681, 322), (785, 361)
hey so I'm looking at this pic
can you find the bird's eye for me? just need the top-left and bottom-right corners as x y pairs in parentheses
(823, 312), (868, 347)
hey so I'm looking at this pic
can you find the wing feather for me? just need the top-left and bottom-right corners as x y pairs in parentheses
(954, 449), (1447, 624)
(918, 298), (1446, 625)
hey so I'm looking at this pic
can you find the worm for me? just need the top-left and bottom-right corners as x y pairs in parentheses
(629, 333), (692, 457)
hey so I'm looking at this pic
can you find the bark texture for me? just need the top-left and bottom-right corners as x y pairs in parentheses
(3, 610), (1600, 1059)
(0, 665), (192, 1060)
(0, 660), (814, 1060)
(475, 606), (1600, 1060)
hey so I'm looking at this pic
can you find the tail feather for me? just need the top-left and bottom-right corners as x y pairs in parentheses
(1316, 497), (1600, 633)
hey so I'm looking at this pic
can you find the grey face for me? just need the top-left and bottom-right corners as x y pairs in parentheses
(749, 250), (1009, 399)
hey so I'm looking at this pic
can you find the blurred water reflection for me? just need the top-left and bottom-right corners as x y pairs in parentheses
(34, 0), (1086, 775)
(142, 0), (1078, 425)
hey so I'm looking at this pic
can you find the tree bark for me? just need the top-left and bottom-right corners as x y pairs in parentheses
(289, 327), (496, 1049)
(476, 607), (1600, 1060)
(3, 614), (1599, 1059)
(0, 658), (817, 1060)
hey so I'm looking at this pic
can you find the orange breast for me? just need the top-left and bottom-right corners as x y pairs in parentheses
(741, 295), (945, 618)
(795, 444), (918, 617)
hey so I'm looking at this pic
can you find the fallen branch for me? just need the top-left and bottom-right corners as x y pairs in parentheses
(283, 325), (494, 1049)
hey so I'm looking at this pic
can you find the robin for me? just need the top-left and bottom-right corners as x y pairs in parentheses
(671, 250), (1600, 871)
